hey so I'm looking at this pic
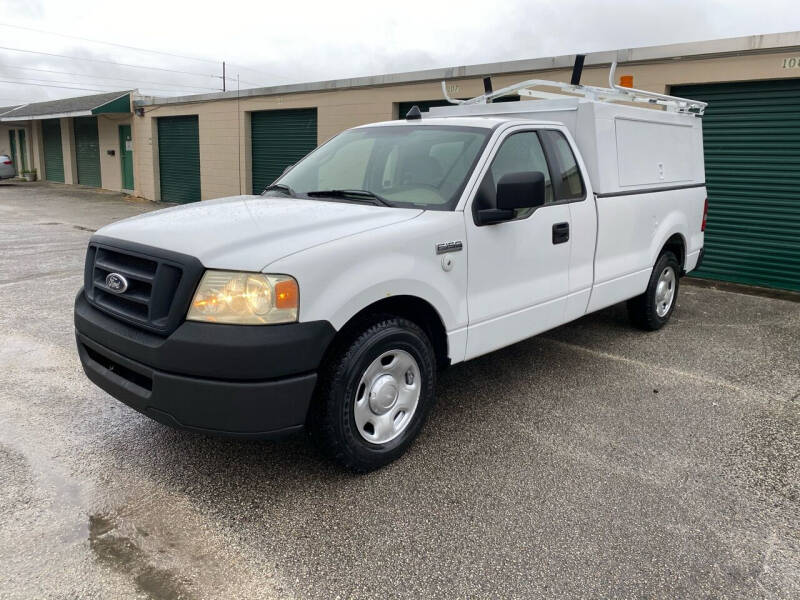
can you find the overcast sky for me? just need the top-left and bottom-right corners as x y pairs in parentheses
(2, 0), (800, 105)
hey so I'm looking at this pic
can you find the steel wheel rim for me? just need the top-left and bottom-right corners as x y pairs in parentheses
(353, 349), (421, 444)
(655, 266), (676, 317)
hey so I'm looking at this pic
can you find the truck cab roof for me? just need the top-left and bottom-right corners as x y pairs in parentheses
(357, 116), (566, 131)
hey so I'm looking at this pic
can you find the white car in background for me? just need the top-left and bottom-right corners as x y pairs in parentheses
(0, 155), (15, 180)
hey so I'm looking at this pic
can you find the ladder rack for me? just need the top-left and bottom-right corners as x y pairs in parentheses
(441, 62), (707, 115)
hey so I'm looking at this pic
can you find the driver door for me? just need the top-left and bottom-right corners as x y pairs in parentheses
(465, 128), (572, 360)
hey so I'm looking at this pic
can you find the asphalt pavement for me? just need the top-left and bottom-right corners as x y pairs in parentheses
(1, 181), (798, 599)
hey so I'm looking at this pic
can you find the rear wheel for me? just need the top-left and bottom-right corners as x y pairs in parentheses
(309, 315), (437, 472)
(627, 251), (680, 331)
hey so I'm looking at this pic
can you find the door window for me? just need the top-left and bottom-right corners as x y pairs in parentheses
(475, 131), (553, 220)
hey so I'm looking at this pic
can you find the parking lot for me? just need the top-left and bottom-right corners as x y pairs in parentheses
(1, 181), (798, 599)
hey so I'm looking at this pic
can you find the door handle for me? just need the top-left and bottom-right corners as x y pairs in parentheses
(552, 222), (570, 244)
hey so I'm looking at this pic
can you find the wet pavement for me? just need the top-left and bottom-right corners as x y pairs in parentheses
(1, 181), (798, 599)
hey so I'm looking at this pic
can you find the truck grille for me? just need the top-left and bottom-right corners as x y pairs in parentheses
(83, 238), (204, 335)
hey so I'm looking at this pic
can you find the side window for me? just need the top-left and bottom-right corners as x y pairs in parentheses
(541, 130), (585, 200)
(474, 131), (554, 221)
(489, 132), (553, 205)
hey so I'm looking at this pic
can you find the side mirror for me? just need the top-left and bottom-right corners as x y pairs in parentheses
(496, 171), (546, 210)
(475, 171), (546, 225)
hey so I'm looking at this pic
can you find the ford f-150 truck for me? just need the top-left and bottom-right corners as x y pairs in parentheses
(75, 71), (708, 471)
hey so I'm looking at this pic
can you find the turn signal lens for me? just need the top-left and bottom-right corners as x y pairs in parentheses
(187, 271), (298, 324)
(619, 75), (634, 88)
(701, 197), (708, 232)
(274, 279), (298, 309)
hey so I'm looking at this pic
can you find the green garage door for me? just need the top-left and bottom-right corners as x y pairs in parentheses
(73, 116), (101, 187)
(8, 130), (17, 175)
(158, 115), (200, 204)
(251, 108), (317, 194)
(673, 80), (800, 291)
(41, 119), (64, 183)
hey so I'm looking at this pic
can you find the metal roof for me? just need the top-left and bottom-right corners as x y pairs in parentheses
(0, 91), (131, 121)
(136, 30), (800, 107)
(0, 105), (22, 116)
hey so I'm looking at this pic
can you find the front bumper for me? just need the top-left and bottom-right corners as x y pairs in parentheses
(75, 290), (336, 438)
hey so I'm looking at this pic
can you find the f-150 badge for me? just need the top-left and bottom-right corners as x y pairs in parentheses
(436, 241), (463, 254)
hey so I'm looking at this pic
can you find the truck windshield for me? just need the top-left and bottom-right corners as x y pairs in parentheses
(267, 125), (492, 210)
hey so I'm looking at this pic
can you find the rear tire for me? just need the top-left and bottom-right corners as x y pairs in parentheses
(309, 315), (437, 472)
(627, 251), (680, 331)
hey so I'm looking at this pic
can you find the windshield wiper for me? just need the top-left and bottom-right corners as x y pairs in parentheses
(306, 189), (392, 207)
(261, 183), (295, 197)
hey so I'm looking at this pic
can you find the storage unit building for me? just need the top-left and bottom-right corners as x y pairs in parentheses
(0, 91), (132, 190)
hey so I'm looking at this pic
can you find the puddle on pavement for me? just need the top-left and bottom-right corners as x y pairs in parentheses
(0, 331), (285, 599)
(82, 497), (288, 600)
(35, 221), (97, 232)
(89, 513), (195, 600)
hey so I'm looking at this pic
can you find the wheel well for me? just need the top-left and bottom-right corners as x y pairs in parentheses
(662, 234), (686, 272)
(333, 296), (450, 370)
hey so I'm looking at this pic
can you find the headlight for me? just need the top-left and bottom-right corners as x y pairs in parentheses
(187, 271), (298, 325)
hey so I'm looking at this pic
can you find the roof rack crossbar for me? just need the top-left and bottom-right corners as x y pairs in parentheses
(441, 61), (707, 115)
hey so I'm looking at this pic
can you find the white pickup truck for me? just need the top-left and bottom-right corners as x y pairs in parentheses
(75, 73), (708, 471)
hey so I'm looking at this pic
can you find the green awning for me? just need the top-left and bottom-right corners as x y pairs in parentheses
(92, 94), (131, 115)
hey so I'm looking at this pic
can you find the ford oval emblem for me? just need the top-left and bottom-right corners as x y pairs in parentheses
(105, 273), (129, 294)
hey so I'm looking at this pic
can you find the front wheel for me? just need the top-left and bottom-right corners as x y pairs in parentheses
(309, 315), (437, 472)
(627, 251), (680, 331)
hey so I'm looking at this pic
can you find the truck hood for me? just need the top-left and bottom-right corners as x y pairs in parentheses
(95, 195), (423, 271)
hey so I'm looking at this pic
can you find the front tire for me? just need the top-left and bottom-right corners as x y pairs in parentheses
(309, 315), (437, 472)
(627, 251), (680, 331)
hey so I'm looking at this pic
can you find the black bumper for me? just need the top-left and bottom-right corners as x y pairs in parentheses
(695, 247), (705, 271)
(75, 291), (336, 438)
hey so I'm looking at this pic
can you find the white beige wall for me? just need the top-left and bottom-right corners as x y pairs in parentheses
(122, 47), (800, 201)
(60, 117), (78, 185)
(30, 120), (44, 177)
